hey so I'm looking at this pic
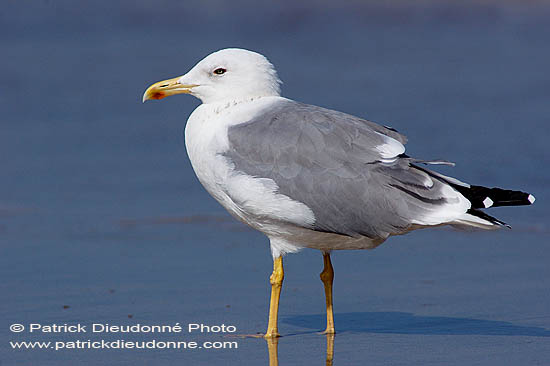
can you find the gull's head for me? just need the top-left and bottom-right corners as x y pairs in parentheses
(143, 48), (281, 104)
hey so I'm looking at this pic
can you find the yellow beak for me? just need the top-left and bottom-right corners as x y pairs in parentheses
(142, 76), (198, 102)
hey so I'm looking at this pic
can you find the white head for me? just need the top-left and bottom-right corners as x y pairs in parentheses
(143, 48), (281, 104)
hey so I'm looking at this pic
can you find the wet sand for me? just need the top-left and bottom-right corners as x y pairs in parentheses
(1, 1), (549, 364)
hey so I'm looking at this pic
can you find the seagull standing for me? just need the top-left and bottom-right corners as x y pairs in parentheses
(143, 48), (535, 338)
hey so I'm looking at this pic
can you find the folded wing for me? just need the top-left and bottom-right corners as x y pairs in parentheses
(223, 100), (490, 240)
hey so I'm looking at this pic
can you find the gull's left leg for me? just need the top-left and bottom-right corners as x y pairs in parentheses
(320, 251), (335, 334)
(265, 256), (284, 338)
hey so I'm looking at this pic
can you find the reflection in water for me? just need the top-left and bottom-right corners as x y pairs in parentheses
(325, 333), (335, 366)
(266, 337), (278, 366)
(265, 334), (335, 366)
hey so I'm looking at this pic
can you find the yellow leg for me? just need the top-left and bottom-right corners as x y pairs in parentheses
(320, 251), (335, 334)
(265, 256), (284, 338)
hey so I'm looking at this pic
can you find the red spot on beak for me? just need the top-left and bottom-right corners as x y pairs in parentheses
(151, 92), (165, 100)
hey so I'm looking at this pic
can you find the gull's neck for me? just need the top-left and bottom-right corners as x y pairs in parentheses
(204, 95), (279, 115)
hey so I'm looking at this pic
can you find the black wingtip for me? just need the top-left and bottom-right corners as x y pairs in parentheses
(467, 209), (511, 228)
(454, 185), (535, 209)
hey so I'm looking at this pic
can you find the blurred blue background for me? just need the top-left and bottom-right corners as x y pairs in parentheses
(1, 1), (549, 365)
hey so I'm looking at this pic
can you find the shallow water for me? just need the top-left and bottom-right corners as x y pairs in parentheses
(1, 1), (549, 365)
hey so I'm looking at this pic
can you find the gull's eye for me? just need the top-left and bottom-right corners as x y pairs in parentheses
(213, 68), (226, 75)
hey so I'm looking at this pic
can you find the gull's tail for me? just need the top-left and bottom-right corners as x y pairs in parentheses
(413, 164), (535, 229)
(453, 184), (535, 228)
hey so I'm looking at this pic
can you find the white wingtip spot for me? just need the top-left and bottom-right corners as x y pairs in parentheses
(528, 194), (535, 204)
(483, 197), (494, 208)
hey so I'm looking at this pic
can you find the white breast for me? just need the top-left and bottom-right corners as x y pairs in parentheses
(184, 98), (314, 237)
(184, 97), (307, 222)
(184, 103), (235, 216)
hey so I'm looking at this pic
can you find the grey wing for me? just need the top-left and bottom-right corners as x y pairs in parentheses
(224, 100), (465, 240)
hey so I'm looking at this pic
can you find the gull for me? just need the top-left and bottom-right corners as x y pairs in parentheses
(143, 48), (535, 338)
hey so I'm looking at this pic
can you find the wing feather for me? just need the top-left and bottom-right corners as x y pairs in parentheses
(224, 100), (468, 239)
